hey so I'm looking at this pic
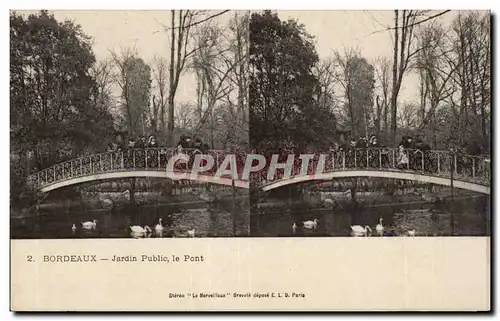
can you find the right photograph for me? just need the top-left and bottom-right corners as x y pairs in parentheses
(249, 10), (491, 237)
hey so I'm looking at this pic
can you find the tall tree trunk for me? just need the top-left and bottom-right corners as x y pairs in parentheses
(390, 10), (399, 146)
(167, 10), (176, 146)
(160, 100), (165, 134)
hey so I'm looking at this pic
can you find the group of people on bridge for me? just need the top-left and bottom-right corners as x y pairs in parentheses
(107, 134), (159, 152)
(107, 134), (213, 154)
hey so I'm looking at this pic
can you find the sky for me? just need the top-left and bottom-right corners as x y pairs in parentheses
(16, 10), (475, 105)
(277, 10), (462, 103)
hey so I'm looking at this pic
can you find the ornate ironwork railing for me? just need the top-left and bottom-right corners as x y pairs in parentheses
(28, 148), (490, 191)
(251, 148), (491, 186)
(27, 148), (245, 190)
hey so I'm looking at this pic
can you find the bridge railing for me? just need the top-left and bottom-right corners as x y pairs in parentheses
(252, 148), (490, 185)
(28, 147), (490, 191)
(27, 148), (242, 190)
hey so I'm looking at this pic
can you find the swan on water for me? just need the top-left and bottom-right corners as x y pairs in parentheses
(351, 225), (372, 237)
(406, 229), (416, 237)
(187, 229), (195, 237)
(130, 225), (152, 234)
(81, 219), (98, 230)
(101, 198), (113, 209)
(155, 218), (164, 234)
(376, 218), (384, 236)
(303, 219), (318, 230)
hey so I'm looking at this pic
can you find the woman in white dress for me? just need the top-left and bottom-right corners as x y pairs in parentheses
(398, 145), (409, 169)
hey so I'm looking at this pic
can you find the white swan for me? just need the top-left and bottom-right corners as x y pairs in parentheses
(351, 225), (372, 237)
(81, 219), (98, 230)
(130, 225), (152, 234)
(324, 198), (335, 204)
(155, 218), (164, 234)
(376, 218), (384, 236)
(292, 222), (297, 234)
(187, 229), (195, 237)
(407, 229), (416, 237)
(71, 224), (77, 232)
(101, 198), (113, 209)
(303, 219), (318, 230)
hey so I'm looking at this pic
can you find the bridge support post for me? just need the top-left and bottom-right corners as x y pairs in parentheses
(450, 149), (455, 236)
(232, 179), (236, 236)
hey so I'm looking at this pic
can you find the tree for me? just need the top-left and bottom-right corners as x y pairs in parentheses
(189, 12), (249, 149)
(111, 48), (152, 137)
(10, 10), (114, 165)
(449, 12), (490, 151)
(156, 10), (229, 145)
(397, 101), (419, 129)
(314, 57), (341, 117)
(10, 10), (114, 203)
(389, 10), (427, 145)
(250, 11), (335, 150)
(227, 12), (249, 124)
(191, 20), (234, 133)
(334, 49), (375, 138)
(413, 12), (491, 152)
(374, 57), (392, 138)
(151, 55), (168, 134)
(416, 23), (456, 130)
(174, 102), (196, 133)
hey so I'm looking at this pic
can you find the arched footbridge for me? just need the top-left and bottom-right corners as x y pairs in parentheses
(27, 148), (491, 195)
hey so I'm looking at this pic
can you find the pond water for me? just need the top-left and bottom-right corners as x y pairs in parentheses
(250, 195), (491, 237)
(10, 192), (490, 239)
(11, 199), (250, 239)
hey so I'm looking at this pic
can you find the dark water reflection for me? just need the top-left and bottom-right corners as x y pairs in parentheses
(11, 200), (250, 239)
(251, 196), (491, 237)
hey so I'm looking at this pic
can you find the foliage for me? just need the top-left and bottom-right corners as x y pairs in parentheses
(111, 49), (152, 137)
(249, 10), (336, 150)
(334, 50), (375, 138)
(10, 10), (114, 164)
(10, 10), (115, 204)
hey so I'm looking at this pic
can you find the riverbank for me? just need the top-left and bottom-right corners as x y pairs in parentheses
(253, 190), (486, 215)
(11, 193), (249, 220)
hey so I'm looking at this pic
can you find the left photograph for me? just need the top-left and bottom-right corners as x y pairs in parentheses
(10, 10), (250, 239)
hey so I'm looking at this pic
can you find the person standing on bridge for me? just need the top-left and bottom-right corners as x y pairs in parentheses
(147, 135), (157, 148)
(397, 144), (409, 169)
(128, 138), (136, 149)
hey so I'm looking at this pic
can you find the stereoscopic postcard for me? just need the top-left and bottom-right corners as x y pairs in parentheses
(10, 9), (491, 311)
